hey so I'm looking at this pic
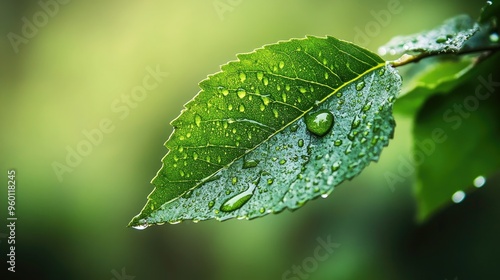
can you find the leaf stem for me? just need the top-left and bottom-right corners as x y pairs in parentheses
(389, 44), (500, 67)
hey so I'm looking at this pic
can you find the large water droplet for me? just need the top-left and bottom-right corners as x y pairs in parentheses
(237, 88), (246, 99)
(473, 176), (486, 188)
(452, 190), (466, 203)
(220, 184), (256, 212)
(279, 61), (285, 69)
(489, 32), (499, 43)
(305, 109), (334, 137)
(239, 104), (245, 112)
(243, 159), (260, 169)
(132, 224), (149, 230)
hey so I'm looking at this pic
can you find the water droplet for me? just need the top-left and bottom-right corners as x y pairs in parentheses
(299, 87), (307, 94)
(279, 159), (287, 165)
(298, 139), (304, 147)
(208, 200), (215, 209)
(322, 58), (327, 65)
(324, 72), (329, 79)
(259, 207), (265, 214)
(378, 47), (387, 56)
(259, 104), (265, 111)
(267, 178), (274, 185)
(263, 77), (269, 86)
(179, 170), (185, 177)
(222, 88), (229, 96)
(182, 190), (192, 198)
(489, 32), (499, 43)
(273, 109), (279, 118)
(261, 96), (270, 106)
(256, 72), (264, 81)
(452, 190), (466, 203)
(239, 104), (245, 112)
(331, 161), (341, 171)
(220, 184), (256, 212)
(336, 92), (343, 98)
(195, 114), (202, 127)
(305, 109), (334, 137)
(334, 140), (342, 146)
(282, 93), (287, 102)
(290, 124), (299, 132)
(356, 81), (365, 91)
(237, 88), (246, 99)
(473, 176), (486, 188)
(231, 177), (238, 185)
(279, 61), (285, 69)
(132, 224), (149, 230)
(351, 118), (361, 129)
(239, 72), (247, 82)
(436, 36), (447, 43)
(285, 84), (291, 91)
(228, 104), (233, 110)
(362, 102), (372, 112)
(243, 159), (259, 169)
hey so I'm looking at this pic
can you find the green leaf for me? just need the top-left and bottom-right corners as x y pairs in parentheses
(129, 36), (402, 228)
(414, 53), (500, 221)
(379, 15), (479, 56)
(394, 56), (476, 115)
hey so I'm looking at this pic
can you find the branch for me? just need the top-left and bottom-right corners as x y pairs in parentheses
(389, 44), (500, 67)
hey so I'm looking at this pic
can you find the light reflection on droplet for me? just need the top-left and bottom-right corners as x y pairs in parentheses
(451, 190), (466, 204)
(473, 176), (486, 188)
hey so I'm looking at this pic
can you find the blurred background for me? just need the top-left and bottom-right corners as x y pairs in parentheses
(1, 0), (498, 279)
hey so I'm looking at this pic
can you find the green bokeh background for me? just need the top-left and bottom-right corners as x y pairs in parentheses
(1, 0), (498, 279)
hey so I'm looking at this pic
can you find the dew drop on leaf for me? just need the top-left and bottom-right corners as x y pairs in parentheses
(243, 159), (260, 169)
(239, 72), (247, 82)
(195, 115), (202, 127)
(220, 184), (256, 212)
(356, 81), (365, 91)
(237, 88), (246, 99)
(305, 109), (335, 137)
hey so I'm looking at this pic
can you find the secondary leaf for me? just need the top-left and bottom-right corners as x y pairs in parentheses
(379, 14), (479, 56)
(414, 53), (500, 221)
(129, 36), (402, 228)
(394, 56), (475, 115)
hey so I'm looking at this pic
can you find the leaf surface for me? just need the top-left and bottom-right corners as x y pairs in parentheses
(379, 14), (479, 56)
(414, 53), (500, 221)
(129, 36), (401, 228)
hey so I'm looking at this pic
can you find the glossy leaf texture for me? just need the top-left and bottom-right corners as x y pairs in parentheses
(129, 36), (402, 228)
(413, 53), (500, 221)
(378, 14), (479, 56)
